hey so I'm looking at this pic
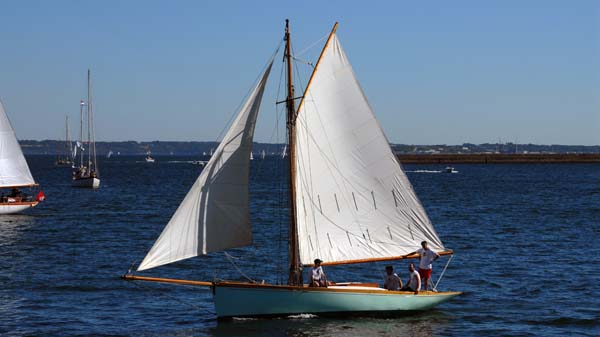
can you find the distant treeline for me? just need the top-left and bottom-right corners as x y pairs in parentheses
(19, 139), (600, 156)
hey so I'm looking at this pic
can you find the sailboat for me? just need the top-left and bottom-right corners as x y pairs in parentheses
(261, 149), (266, 160)
(281, 144), (287, 159)
(107, 150), (113, 159)
(0, 100), (44, 214)
(250, 151), (254, 161)
(72, 70), (100, 189)
(124, 21), (460, 318)
(55, 115), (74, 166)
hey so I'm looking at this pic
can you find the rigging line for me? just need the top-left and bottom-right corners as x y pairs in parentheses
(126, 276), (213, 313)
(213, 39), (283, 144)
(434, 254), (454, 291)
(224, 252), (257, 283)
(292, 56), (314, 67)
(295, 33), (329, 57)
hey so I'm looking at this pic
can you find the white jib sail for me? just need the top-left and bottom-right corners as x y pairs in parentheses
(137, 61), (273, 271)
(0, 100), (35, 187)
(294, 34), (444, 265)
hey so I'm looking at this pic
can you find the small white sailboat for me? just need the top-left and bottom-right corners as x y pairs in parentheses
(107, 150), (113, 159)
(261, 149), (266, 160)
(72, 70), (100, 189)
(281, 144), (287, 159)
(124, 21), (459, 319)
(0, 100), (44, 214)
(249, 151), (254, 160)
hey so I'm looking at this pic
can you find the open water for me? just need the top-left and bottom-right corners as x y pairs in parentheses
(0, 156), (598, 336)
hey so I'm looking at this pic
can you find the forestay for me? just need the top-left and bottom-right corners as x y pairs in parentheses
(0, 100), (36, 188)
(294, 34), (444, 265)
(138, 61), (273, 271)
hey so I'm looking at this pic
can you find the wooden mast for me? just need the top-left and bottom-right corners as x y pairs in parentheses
(284, 19), (302, 286)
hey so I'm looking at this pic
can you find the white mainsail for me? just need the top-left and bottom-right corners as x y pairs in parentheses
(0, 100), (36, 187)
(294, 34), (444, 265)
(138, 61), (273, 271)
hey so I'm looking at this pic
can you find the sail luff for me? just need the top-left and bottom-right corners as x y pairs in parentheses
(137, 59), (274, 271)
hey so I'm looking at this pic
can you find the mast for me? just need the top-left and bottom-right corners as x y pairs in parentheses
(284, 19), (302, 286)
(79, 99), (84, 168)
(65, 115), (70, 161)
(90, 70), (98, 174)
(87, 69), (91, 170)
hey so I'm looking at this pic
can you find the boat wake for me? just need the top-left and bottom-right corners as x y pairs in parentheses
(405, 170), (442, 173)
(286, 314), (318, 319)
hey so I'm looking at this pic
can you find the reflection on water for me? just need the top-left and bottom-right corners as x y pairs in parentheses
(211, 311), (452, 337)
(0, 215), (36, 244)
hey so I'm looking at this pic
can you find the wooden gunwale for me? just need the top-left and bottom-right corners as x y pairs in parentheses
(0, 201), (38, 207)
(122, 275), (461, 296)
(215, 281), (461, 296)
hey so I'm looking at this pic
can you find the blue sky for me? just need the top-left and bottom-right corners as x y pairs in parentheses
(0, 0), (598, 145)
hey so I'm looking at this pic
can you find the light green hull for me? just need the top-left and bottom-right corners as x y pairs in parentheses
(214, 283), (460, 318)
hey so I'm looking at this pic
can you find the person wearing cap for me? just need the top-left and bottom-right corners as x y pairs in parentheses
(383, 265), (402, 290)
(309, 258), (327, 287)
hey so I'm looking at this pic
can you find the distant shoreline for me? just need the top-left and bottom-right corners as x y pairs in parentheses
(19, 139), (600, 157)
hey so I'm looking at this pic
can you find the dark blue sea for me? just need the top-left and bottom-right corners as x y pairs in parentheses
(1, 156), (598, 336)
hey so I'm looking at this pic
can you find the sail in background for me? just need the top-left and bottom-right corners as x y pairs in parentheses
(0, 100), (36, 187)
(138, 60), (274, 271)
(293, 34), (444, 265)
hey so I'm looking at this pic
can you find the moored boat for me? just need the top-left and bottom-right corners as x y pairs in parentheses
(72, 70), (101, 189)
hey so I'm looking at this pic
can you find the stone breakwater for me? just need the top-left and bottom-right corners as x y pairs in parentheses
(396, 153), (600, 164)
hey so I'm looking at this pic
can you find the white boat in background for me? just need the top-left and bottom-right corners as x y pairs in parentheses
(444, 166), (458, 173)
(107, 150), (113, 159)
(72, 70), (101, 189)
(0, 100), (44, 214)
(124, 20), (459, 319)
(250, 151), (254, 160)
(191, 160), (207, 167)
(281, 144), (287, 159)
(145, 152), (156, 163)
